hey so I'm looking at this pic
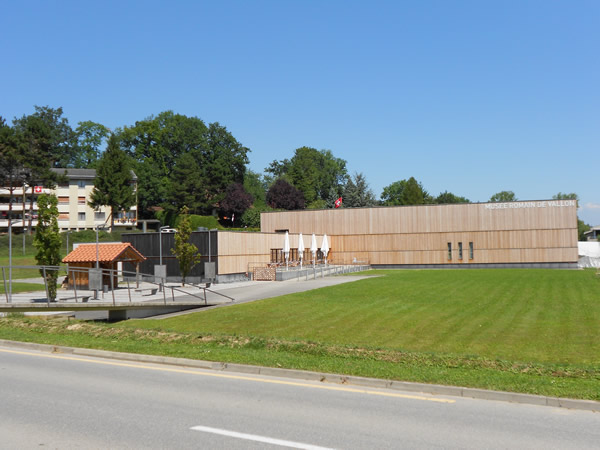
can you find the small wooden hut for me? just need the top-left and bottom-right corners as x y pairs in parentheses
(62, 242), (146, 290)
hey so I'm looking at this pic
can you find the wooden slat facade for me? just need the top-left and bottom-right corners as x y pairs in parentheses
(260, 201), (578, 266)
(217, 231), (324, 275)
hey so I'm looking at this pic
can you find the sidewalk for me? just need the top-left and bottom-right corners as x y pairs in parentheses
(4, 274), (370, 319)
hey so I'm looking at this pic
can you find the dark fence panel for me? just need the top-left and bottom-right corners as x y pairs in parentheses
(121, 231), (218, 282)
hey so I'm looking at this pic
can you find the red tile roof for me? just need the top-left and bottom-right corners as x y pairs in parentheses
(63, 243), (146, 263)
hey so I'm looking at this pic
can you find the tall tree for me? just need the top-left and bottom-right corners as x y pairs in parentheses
(381, 180), (406, 206)
(435, 191), (470, 204)
(202, 122), (249, 212)
(552, 192), (579, 204)
(267, 147), (347, 206)
(88, 135), (136, 231)
(33, 194), (62, 302)
(120, 111), (209, 217)
(489, 191), (517, 202)
(0, 121), (27, 224)
(13, 106), (77, 168)
(552, 193), (589, 240)
(381, 177), (431, 206)
(266, 179), (305, 210)
(74, 121), (110, 168)
(342, 172), (377, 208)
(120, 112), (249, 217)
(243, 170), (267, 208)
(167, 151), (205, 214)
(171, 206), (202, 286)
(220, 183), (254, 224)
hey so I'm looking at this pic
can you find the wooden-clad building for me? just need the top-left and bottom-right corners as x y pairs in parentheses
(122, 230), (325, 282)
(120, 200), (578, 283)
(260, 200), (578, 268)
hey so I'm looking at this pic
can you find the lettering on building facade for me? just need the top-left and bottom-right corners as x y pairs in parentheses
(484, 200), (576, 210)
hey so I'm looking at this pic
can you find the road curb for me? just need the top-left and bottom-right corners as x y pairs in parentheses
(1, 339), (598, 413)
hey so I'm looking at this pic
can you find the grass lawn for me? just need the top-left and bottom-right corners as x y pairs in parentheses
(0, 282), (46, 294)
(126, 269), (600, 365)
(1, 269), (599, 400)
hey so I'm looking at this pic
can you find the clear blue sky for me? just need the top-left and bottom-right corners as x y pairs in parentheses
(2, 0), (598, 224)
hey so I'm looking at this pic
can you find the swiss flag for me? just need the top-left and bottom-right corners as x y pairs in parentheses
(334, 197), (342, 208)
(34, 186), (43, 193)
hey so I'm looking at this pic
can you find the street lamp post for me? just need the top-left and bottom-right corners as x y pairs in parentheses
(157, 226), (170, 291)
(96, 225), (100, 269)
(8, 218), (13, 303)
(66, 230), (74, 256)
(159, 226), (170, 267)
(93, 225), (106, 299)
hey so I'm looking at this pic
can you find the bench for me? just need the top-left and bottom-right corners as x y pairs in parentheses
(135, 288), (158, 296)
(58, 296), (91, 303)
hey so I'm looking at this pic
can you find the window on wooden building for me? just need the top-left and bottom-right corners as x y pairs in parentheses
(469, 242), (474, 260)
(458, 242), (463, 260)
(447, 242), (452, 260)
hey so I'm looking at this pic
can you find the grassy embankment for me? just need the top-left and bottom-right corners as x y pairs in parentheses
(1, 269), (599, 400)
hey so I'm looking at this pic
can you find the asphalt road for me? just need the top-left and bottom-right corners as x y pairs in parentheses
(1, 345), (598, 449)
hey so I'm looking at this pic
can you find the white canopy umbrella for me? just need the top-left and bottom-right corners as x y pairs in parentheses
(298, 233), (305, 269)
(283, 231), (290, 270)
(310, 233), (318, 267)
(321, 234), (329, 265)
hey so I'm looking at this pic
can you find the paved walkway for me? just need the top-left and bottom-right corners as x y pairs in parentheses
(3, 273), (371, 319)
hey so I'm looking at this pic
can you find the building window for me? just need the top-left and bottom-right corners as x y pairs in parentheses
(78, 212), (85, 221)
(469, 242), (474, 260)
(447, 242), (452, 260)
(78, 196), (86, 204)
(458, 242), (463, 260)
(77, 180), (86, 189)
(94, 212), (105, 221)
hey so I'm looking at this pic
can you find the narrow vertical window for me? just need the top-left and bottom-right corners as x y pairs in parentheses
(458, 242), (463, 260)
(447, 242), (452, 260)
(469, 242), (474, 260)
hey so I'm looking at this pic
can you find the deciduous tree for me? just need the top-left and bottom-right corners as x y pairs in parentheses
(220, 183), (254, 224)
(33, 194), (61, 302)
(553, 193), (589, 240)
(0, 121), (28, 224)
(489, 191), (517, 202)
(171, 206), (202, 286)
(381, 177), (431, 206)
(74, 121), (110, 168)
(244, 170), (267, 208)
(435, 191), (470, 204)
(266, 179), (305, 210)
(267, 147), (347, 205)
(13, 106), (77, 168)
(120, 112), (249, 217)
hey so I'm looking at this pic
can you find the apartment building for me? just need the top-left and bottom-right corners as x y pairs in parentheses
(0, 168), (137, 232)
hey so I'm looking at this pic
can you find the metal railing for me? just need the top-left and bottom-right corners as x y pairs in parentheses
(248, 260), (371, 281)
(1, 265), (234, 306)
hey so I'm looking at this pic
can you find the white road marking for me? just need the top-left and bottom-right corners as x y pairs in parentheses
(190, 425), (335, 449)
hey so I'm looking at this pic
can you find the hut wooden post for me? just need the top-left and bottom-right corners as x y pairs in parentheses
(136, 262), (140, 288)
